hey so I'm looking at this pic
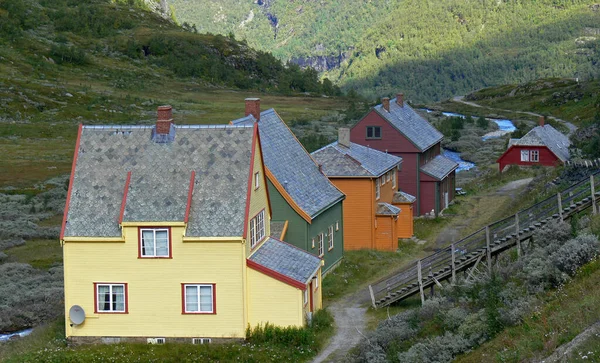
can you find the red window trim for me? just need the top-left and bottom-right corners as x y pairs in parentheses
(94, 282), (129, 314)
(137, 227), (173, 259)
(249, 208), (266, 251)
(181, 283), (217, 315)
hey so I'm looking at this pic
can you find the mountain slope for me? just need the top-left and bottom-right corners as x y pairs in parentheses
(170, 0), (600, 102)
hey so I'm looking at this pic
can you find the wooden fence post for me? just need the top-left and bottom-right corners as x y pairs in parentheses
(451, 243), (456, 285)
(592, 175), (597, 215)
(515, 213), (521, 257)
(369, 285), (376, 309)
(417, 260), (425, 305)
(557, 192), (563, 221)
(486, 226), (492, 275)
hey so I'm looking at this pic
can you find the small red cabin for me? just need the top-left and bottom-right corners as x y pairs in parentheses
(497, 118), (570, 172)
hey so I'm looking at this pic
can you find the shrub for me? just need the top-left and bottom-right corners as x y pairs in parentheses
(591, 215), (600, 237)
(442, 307), (469, 331)
(49, 44), (87, 65)
(396, 332), (472, 363)
(552, 234), (600, 276)
(418, 296), (448, 320)
(457, 309), (489, 345)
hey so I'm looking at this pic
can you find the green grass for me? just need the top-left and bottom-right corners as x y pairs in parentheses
(566, 334), (600, 362)
(456, 258), (600, 363)
(4, 239), (62, 270)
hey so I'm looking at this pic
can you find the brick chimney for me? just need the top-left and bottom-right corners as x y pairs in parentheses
(382, 97), (390, 112)
(396, 93), (404, 107)
(156, 105), (173, 135)
(338, 128), (350, 148)
(539, 116), (545, 127)
(245, 98), (260, 121)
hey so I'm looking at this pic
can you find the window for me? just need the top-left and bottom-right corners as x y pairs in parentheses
(366, 126), (381, 139)
(328, 225), (334, 250)
(318, 233), (324, 257)
(531, 150), (539, 162)
(311, 237), (315, 249)
(254, 172), (260, 190)
(183, 284), (215, 314)
(376, 178), (380, 200)
(386, 171), (391, 182)
(140, 228), (170, 258)
(313, 276), (319, 291)
(335, 221), (339, 231)
(303, 288), (308, 305)
(381, 174), (386, 185)
(520, 150), (529, 162)
(250, 210), (265, 248)
(95, 283), (127, 313)
(392, 168), (397, 189)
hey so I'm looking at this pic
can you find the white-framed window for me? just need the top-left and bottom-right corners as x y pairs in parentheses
(381, 174), (386, 185)
(254, 172), (260, 190)
(96, 283), (127, 313)
(376, 178), (381, 200)
(140, 228), (170, 258)
(303, 288), (308, 305)
(328, 225), (334, 250)
(392, 167), (397, 189)
(311, 237), (315, 249)
(250, 210), (265, 248)
(318, 233), (324, 257)
(386, 171), (391, 182)
(366, 126), (381, 139)
(531, 150), (539, 162)
(335, 221), (339, 231)
(183, 284), (215, 314)
(520, 150), (530, 162)
(313, 276), (319, 291)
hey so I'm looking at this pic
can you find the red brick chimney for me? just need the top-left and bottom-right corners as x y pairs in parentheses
(245, 98), (260, 121)
(539, 116), (545, 127)
(382, 97), (390, 112)
(396, 93), (404, 107)
(156, 105), (173, 135)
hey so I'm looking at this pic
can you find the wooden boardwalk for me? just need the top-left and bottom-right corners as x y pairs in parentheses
(369, 172), (600, 309)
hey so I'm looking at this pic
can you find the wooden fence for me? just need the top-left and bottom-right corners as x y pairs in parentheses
(369, 172), (600, 309)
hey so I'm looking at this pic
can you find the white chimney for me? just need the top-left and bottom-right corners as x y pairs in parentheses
(338, 128), (350, 148)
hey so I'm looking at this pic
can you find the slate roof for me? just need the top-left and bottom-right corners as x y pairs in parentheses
(231, 109), (345, 218)
(420, 155), (459, 180)
(393, 191), (416, 204)
(249, 237), (321, 285)
(371, 97), (443, 151)
(376, 203), (401, 216)
(270, 221), (286, 239)
(509, 125), (571, 161)
(310, 141), (402, 177)
(64, 124), (255, 238)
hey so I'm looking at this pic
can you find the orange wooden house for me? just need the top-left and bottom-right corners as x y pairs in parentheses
(311, 129), (415, 251)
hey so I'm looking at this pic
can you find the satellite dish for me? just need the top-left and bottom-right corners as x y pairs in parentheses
(69, 305), (86, 325)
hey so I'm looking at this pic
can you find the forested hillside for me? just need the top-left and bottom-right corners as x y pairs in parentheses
(170, 0), (600, 102)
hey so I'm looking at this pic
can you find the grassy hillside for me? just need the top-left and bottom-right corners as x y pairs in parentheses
(169, 0), (600, 102)
(0, 0), (349, 189)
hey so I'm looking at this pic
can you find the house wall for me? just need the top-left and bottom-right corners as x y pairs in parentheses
(266, 179), (308, 250)
(395, 203), (414, 238)
(392, 152), (419, 215)
(498, 146), (560, 172)
(330, 178), (374, 250)
(375, 216), (396, 251)
(307, 200), (344, 272)
(63, 226), (247, 339)
(420, 181), (437, 216)
(247, 268), (304, 328)
(247, 139), (271, 256)
(350, 110), (420, 153)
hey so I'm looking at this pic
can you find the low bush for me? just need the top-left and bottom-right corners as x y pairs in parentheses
(552, 234), (599, 276)
(396, 332), (472, 363)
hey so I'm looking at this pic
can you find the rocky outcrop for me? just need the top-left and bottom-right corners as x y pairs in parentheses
(290, 52), (350, 72)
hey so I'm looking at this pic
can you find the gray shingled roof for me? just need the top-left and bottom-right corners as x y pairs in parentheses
(270, 221), (286, 239)
(64, 125), (254, 238)
(232, 109), (345, 218)
(249, 237), (321, 285)
(376, 202), (401, 216)
(311, 141), (402, 177)
(510, 125), (571, 162)
(393, 191), (416, 204)
(420, 155), (459, 180)
(370, 97), (443, 151)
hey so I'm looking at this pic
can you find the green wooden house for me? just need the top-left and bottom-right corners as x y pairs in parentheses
(232, 99), (345, 274)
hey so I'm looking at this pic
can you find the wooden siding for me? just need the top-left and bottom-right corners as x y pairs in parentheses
(246, 139), (271, 256)
(266, 180), (308, 250)
(420, 181), (436, 216)
(63, 226), (247, 338)
(307, 200), (344, 272)
(350, 110), (421, 153)
(375, 216), (396, 251)
(247, 268), (304, 328)
(395, 203), (414, 238)
(330, 178), (374, 250)
(498, 145), (561, 172)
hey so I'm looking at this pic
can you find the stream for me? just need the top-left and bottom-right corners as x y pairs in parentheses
(0, 328), (33, 342)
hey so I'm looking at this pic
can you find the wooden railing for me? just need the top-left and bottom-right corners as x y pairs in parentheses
(369, 172), (600, 308)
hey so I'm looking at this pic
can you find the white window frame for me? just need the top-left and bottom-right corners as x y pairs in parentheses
(520, 149), (530, 162)
(303, 288), (308, 305)
(254, 171), (260, 190)
(311, 237), (315, 249)
(386, 171), (391, 182)
(183, 284), (215, 314)
(392, 167), (397, 189)
(250, 210), (265, 249)
(381, 174), (386, 185)
(318, 233), (324, 257)
(328, 225), (334, 250)
(313, 276), (319, 290)
(530, 150), (539, 162)
(376, 178), (381, 200)
(335, 221), (339, 231)
(140, 228), (170, 258)
(96, 283), (126, 313)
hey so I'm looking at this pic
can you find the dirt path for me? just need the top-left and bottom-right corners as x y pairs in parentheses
(452, 96), (578, 136)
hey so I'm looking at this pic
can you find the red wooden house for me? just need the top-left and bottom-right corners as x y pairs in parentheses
(497, 118), (571, 172)
(350, 94), (458, 216)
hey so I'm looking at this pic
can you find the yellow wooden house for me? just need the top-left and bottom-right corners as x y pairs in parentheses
(60, 106), (322, 344)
